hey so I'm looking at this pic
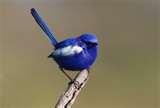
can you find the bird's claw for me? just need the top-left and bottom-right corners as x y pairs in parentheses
(68, 80), (81, 90)
(68, 80), (74, 85)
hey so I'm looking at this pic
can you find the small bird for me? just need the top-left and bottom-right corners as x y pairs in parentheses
(31, 8), (98, 81)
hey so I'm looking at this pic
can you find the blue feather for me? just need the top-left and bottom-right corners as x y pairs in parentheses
(31, 8), (58, 46)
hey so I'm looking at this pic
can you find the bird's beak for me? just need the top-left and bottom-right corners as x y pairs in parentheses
(87, 41), (98, 46)
(92, 42), (98, 46)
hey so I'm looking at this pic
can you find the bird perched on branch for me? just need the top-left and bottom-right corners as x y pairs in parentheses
(30, 8), (98, 82)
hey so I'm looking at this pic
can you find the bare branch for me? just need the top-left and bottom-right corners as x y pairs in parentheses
(55, 69), (89, 108)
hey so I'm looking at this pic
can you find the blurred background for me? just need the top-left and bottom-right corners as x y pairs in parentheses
(0, 0), (159, 108)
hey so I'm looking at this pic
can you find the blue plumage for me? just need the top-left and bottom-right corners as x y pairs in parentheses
(31, 8), (58, 46)
(50, 34), (98, 71)
(31, 8), (98, 81)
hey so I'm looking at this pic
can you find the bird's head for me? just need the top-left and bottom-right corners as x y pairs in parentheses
(78, 33), (98, 48)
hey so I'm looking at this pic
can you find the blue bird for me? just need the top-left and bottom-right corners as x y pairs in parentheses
(31, 8), (98, 81)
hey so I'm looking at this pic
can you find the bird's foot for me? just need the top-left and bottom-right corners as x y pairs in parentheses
(87, 68), (90, 73)
(68, 80), (74, 85)
(60, 67), (73, 82)
(48, 53), (53, 58)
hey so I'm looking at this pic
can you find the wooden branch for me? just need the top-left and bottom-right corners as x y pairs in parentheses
(55, 69), (89, 108)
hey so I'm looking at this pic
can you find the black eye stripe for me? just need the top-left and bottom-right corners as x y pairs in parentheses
(85, 41), (98, 45)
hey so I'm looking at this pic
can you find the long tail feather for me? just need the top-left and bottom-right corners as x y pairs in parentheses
(31, 8), (58, 46)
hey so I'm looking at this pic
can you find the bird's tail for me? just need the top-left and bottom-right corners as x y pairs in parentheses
(30, 8), (58, 46)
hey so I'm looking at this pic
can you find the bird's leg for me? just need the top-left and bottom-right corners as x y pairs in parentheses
(87, 68), (90, 73)
(74, 72), (80, 80)
(60, 68), (73, 83)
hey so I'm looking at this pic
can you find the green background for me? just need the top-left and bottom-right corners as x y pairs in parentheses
(0, 0), (159, 108)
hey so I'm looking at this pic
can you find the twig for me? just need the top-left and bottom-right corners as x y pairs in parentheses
(55, 69), (89, 108)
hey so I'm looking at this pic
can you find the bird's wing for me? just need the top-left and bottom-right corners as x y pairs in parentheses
(53, 38), (83, 56)
(53, 45), (83, 56)
(55, 38), (77, 49)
